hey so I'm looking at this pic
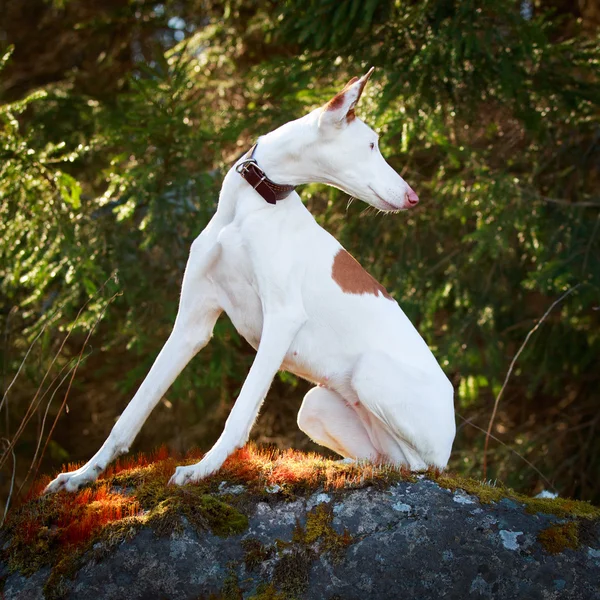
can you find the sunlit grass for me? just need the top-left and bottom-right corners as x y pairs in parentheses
(6, 443), (412, 578)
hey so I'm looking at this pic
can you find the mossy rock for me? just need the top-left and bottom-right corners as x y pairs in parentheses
(430, 471), (600, 519)
(1, 446), (599, 600)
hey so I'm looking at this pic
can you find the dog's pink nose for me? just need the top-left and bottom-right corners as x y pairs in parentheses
(406, 189), (419, 206)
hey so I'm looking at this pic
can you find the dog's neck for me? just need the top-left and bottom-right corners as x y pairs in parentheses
(217, 113), (320, 219)
(254, 124), (314, 185)
(249, 114), (319, 186)
(218, 156), (301, 221)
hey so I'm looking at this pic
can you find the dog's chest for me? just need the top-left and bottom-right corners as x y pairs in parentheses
(211, 224), (264, 350)
(209, 213), (341, 387)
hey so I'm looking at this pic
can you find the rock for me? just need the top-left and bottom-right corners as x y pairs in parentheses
(1, 447), (599, 599)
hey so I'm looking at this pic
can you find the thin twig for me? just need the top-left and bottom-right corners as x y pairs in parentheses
(19, 356), (87, 496)
(1, 438), (16, 525)
(482, 284), (581, 480)
(30, 291), (121, 486)
(2, 306), (18, 437)
(456, 413), (557, 493)
(541, 196), (600, 209)
(0, 345), (76, 473)
(582, 213), (600, 276)
(425, 248), (460, 276)
(0, 273), (117, 471)
(0, 290), (77, 424)
(0, 325), (47, 415)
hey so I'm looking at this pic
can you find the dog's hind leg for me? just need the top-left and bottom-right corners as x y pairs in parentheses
(297, 386), (380, 462)
(45, 238), (223, 493)
(350, 351), (455, 471)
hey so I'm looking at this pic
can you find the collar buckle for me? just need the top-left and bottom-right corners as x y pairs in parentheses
(235, 158), (258, 175)
(234, 143), (296, 205)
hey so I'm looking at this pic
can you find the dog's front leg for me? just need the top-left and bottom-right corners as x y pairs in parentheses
(45, 236), (223, 493)
(169, 309), (306, 485)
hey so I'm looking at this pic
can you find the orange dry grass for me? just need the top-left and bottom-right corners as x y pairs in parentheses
(100, 444), (172, 479)
(16, 445), (404, 553)
(54, 483), (141, 547)
(28, 444), (405, 507)
(12, 482), (142, 561)
(5, 444), (412, 583)
(220, 445), (406, 490)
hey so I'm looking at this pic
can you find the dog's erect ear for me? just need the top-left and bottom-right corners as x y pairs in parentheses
(319, 67), (374, 128)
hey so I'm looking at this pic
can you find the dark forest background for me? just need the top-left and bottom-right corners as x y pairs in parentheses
(1, 0), (599, 515)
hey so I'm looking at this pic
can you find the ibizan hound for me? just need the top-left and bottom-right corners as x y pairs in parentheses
(46, 68), (455, 493)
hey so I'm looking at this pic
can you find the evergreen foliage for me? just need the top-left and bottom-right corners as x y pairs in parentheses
(1, 0), (599, 506)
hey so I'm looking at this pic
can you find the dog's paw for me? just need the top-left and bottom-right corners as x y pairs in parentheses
(168, 465), (198, 486)
(168, 452), (225, 486)
(44, 465), (99, 494)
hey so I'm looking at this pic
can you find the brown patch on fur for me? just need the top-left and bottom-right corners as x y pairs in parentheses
(325, 70), (373, 122)
(339, 76), (359, 92)
(326, 77), (359, 111)
(326, 92), (346, 111)
(331, 249), (393, 300)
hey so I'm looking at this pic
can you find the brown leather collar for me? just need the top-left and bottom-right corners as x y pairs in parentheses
(235, 143), (296, 205)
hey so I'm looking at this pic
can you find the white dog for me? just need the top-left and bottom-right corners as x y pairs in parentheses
(46, 69), (455, 493)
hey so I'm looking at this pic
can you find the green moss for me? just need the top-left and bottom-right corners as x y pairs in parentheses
(241, 505), (352, 598)
(302, 504), (352, 561)
(431, 472), (509, 504)
(521, 496), (600, 519)
(144, 490), (249, 539)
(3, 497), (53, 576)
(247, 583), (287, 600)
(220, 568), (243, 600)
(121, 471), (247, 538)
(134, 475), (173, 509)
(145, 497), (185, 536)
(90, 517), (141, 559)
(538, 522), (580, 554)
(43, 550), (86, 600)
(429, 471), (600, 519)
(194, 495), (249, 537)
(271, 547), (313, 598)
(304, 504), (335, 543)
(241, 538), (274, 571)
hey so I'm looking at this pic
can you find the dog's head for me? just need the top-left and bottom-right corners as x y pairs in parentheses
(313, 68), (419, 212)
(254, 69), (419, 212)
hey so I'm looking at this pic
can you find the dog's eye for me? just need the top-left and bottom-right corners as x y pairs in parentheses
(369, 142), (375, 150)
